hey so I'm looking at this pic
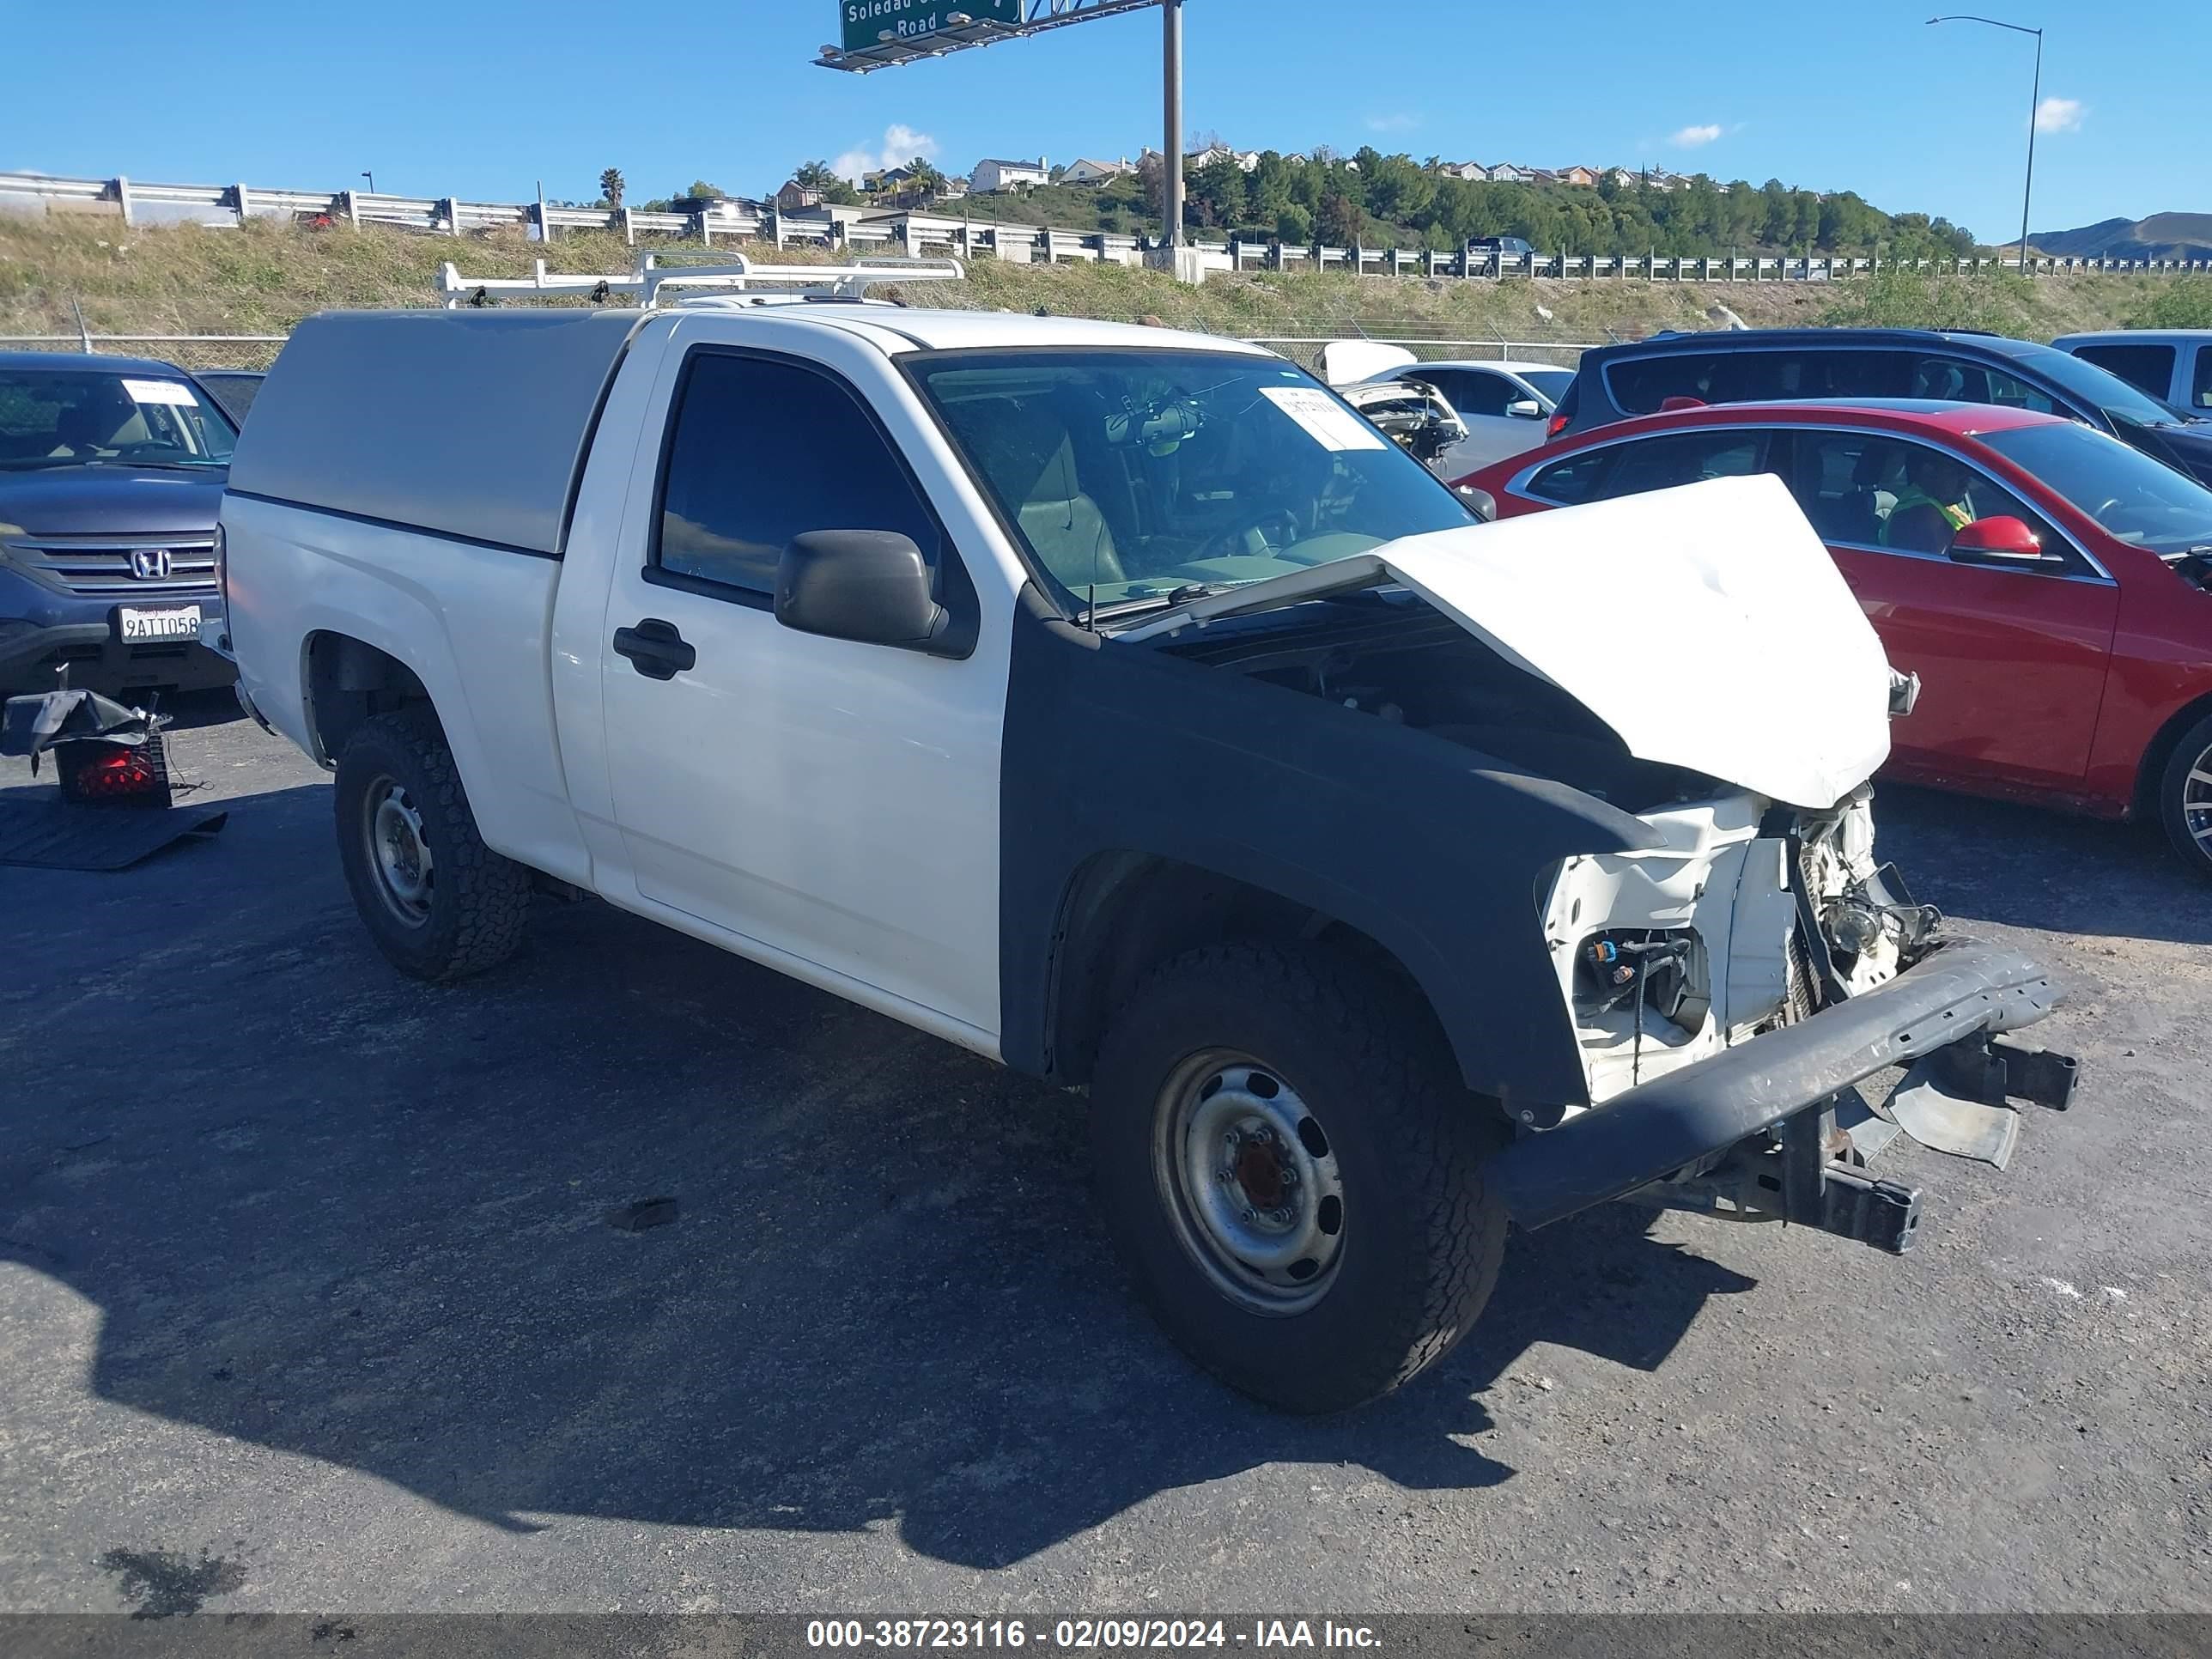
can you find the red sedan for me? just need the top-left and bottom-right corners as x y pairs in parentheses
(1455, 398), (2212, 872)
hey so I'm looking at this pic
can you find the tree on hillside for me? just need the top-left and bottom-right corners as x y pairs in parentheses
(1362, 153), (1433, 224)
(793, 160), (861, 205)
(905, 159), (947, 202)
(599, 167), (625, 210)
(1249, 151), (1296, 225)
(1316, 191), (1366, 247)
(1188, 153), (1249, 228)
(1758, 179), (1791, 246)
(1275, 202), (1314, 246)
(1136, 149), (1167, 220)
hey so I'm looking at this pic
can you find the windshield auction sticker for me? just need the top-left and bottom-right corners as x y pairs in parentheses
(120, 379), (198, 405)
(1260, 386), (1389, 451)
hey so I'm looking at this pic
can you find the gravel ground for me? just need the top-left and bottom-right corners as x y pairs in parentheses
(1, 699), (2206, 1618)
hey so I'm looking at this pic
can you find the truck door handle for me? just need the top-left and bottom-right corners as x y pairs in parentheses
(611, 618), (696, 680)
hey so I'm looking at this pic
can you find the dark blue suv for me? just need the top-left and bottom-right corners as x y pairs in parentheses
(1553, 327), (2212, 488)
(0, 353), (236, 697)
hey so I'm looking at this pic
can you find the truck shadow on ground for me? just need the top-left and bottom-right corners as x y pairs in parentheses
(0, 783), (1762, 1570)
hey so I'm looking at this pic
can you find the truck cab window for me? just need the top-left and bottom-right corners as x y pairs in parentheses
(657, 354), (939, 596)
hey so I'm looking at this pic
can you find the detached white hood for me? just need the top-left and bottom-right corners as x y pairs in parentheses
(1120, 473), (1895, 810)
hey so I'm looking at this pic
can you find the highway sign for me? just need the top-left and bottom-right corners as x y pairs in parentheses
(839, 0), (1023, 54)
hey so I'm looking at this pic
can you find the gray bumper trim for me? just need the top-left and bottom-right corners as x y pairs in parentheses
(0, 622), (110, 681)
(1487, 940), (2064, 1231)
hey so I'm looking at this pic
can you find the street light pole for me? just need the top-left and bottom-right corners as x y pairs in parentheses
(362, 170), (376, 195)
(1161, 0), (1184, 250)
(1927, 15), (2045, 271)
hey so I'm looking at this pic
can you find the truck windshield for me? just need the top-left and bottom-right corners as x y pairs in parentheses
(0, 368), (237, 471)
(910, 349), (1474, 612)
(1978, 422), (2212, 556)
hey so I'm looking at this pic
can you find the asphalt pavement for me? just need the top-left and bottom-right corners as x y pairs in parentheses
(2, 700), (2207, 1616)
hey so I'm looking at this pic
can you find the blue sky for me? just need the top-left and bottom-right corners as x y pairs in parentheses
(4, 1), (2202, 239)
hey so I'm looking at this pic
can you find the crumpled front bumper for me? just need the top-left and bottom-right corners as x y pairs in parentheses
(1486, 939), (2065, 1232)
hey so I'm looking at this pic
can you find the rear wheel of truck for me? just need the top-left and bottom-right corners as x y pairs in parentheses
(1091, 943), (1507, 1413)
(2156, 712), (2212, 878)
(334, 709), (532, 981)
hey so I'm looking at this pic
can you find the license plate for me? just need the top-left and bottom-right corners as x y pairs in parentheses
(117, 605), (202, 642)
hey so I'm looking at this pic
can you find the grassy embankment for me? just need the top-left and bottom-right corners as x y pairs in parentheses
(3, 214), (2207, 371)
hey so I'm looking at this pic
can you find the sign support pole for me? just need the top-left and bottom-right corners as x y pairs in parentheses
(1161, 0), (1183, 248)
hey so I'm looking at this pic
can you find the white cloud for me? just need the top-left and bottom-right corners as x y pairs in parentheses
(1668, 124), (1723, 149)
(832, 123), (940, 183)
(1364, 112), (1419, 134)
(2033, 96), (2086, 134)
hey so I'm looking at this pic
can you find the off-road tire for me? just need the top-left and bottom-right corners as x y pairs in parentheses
(334, 708), (532, 981)
(1090, 942), (1508, 1413)
(2155, 710), (2212, 878)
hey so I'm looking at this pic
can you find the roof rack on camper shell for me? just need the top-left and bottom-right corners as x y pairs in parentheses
(434, 251), (965, 310)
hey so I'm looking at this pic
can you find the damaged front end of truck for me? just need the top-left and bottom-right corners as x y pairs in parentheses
(1121, 473), (2080, 1255)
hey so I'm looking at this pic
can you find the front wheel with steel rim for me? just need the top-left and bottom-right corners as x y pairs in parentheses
(1091, 942), (1508, 1413)
(333, 708), (533, 981)
(1155, 1053), (1347, 1315)
(2155, 712), (2212, 878)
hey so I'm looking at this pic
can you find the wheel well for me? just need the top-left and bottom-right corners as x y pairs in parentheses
(1046, 853), (1451, 1089)
(305, 633), (434, 764)
(2133, 692), (2212, 820)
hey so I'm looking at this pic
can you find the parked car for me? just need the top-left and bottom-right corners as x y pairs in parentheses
(1320, 343), (1569, 477)
(0, 352), (237, 698)
(191, 368), (267, 428)
(222, 283), (2073, 1412)
(1550, 327), (2212, 488)
(2052, 331), (2212, 416)
(1458, 397), (2212, 870)
(1334, 377), (1470, 471)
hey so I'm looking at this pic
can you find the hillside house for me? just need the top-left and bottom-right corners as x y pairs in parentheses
(1061, 157), (1134, 185)
(970, 156), (1050, 192)
(1182, 144), (1261, 173)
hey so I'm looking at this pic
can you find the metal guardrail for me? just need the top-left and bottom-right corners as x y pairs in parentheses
(7, 171), (2209, 280)
(1246, 337), (1597, 371)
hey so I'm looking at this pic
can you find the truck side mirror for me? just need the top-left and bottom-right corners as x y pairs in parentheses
(1947, 515), (2062, 569)
(775, 530), (961, 655)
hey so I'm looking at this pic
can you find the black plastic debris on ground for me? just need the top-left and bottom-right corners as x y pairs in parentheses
(0, 800), (228, 872)
(606, 1197), (679, 1233)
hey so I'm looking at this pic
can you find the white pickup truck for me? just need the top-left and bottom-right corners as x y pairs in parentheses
(221, 258), (2077, 1412)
